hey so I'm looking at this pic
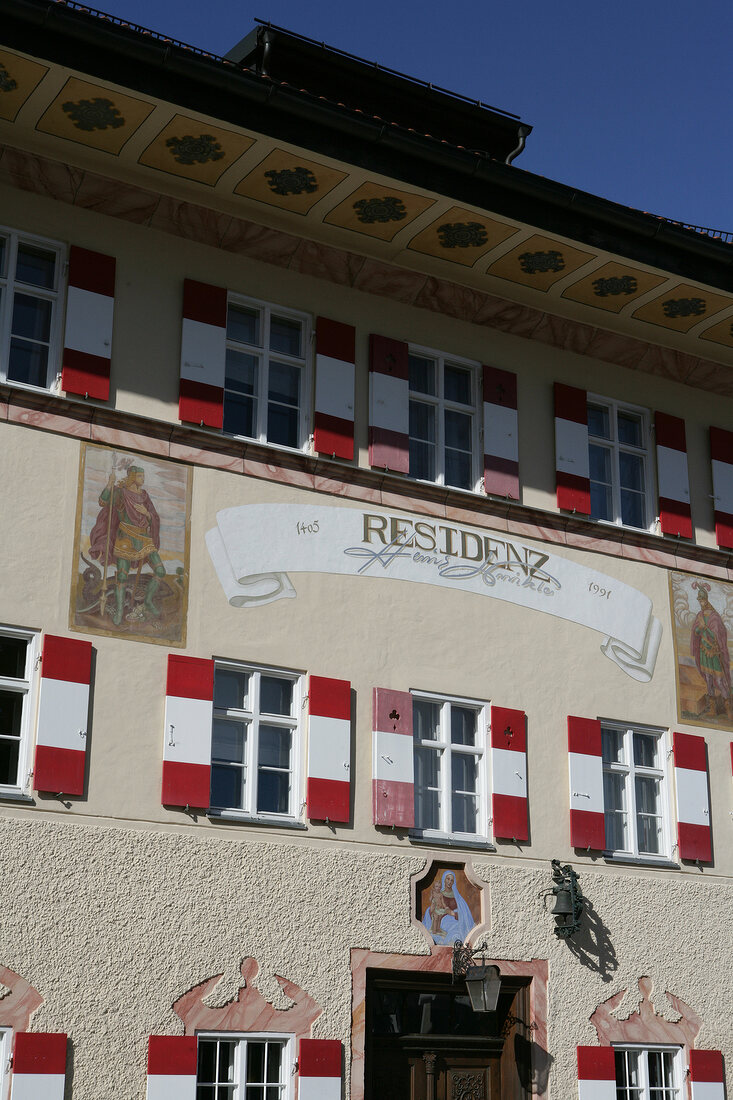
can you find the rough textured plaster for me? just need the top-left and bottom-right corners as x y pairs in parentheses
(1, 818), (732, 1099)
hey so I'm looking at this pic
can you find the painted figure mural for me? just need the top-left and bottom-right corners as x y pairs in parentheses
(670, 571), (733, 732)
(422, 870), (477, 946)
(70, 445), (191, 645)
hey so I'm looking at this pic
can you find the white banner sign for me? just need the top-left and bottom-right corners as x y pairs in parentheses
(206, 504), (662, 682)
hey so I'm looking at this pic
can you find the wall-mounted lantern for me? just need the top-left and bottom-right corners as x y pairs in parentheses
(452, 939), (502, 1013)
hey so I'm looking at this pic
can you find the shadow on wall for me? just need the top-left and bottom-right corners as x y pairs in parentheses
(564, 897), (618, 983)
(515, 1033), (553, 1095)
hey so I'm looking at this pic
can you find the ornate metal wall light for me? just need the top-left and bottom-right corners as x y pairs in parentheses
(452, 940), (501, 1013)
(548, 859), (584, 938)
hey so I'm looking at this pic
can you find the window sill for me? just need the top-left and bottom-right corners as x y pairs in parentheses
(207, 809), (307, 830)
(0, 788), (33, 803)
(603, 853), (679, 869)
(410, 831), (495, 852)
(1, 378), (55, 398)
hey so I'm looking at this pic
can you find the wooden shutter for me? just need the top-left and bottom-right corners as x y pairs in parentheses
(368, 334), (409, 472)
(567, 717), (605, 850)
(710, 426), (733, 549)
(307, 675), (351, 823)
(179, 279), (227, 428)
(554, 383), (590, 513)
(61, 245), (115, 401)
(689, 1050), (725, 1100)
(34, 634), (92, 797)
(298, 1038), (342, 1100)
(673, 731), (711, 862)
(162, 655), (214, 809)
(314, 318), (356, 460)
(372, 687), (414, 827)
(483, 365), (519, 499)
(146, 1035), (197, 1100)
(576, 1046), (616, 1100)
(655, 412), (692, 538)
(11, 1033), (67, 1100)
(490, 706), (527, 840)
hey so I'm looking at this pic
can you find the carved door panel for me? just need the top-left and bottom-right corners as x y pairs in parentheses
(368, 1047), (499, 1100)
(438, 1051), (500, 1100)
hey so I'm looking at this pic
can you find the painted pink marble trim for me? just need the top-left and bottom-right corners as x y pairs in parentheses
(349, 948), (548, 1100)
(590, 976), (701, 1049)
(0, 965), (43, 1031)
(0, 143), (731, 398)
(173, 957), (321, 1038)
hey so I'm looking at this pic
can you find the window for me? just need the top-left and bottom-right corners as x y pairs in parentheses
(614, 1046), (681, 1100)
(0, 1028), (10, 1100)
(588, 398), (652, 529)
(210, 663), (302, 819)
(0, 628), (38, 796)
(196, 1034), (291, 1100)
(0, 228), (64, 389)
(223, 297), (309, 449)
(602, 722), (670, 860)
(408, 349), (480, 491)
(412, 694), (489, 840)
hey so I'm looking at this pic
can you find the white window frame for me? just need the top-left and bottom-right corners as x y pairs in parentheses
(0, 1028), (11, 1100)
(224, 293), (311, 452)
(195, 1031), (294, 1100)
(0, 626), (39, 800)
(0, 226), (65, 392)
(587, 394), (655, 532)
(612, 1044), (683, 1100)
(601, 720), (672, 863)
(411, 690), (491, 844)
(209, 660), (303, 824)
(408, 344), (482, 493)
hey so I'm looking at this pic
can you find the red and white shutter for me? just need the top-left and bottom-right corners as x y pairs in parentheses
(179, 279), (227, 429)
(710, 426), (733, 549)
(10, 1032), (67, 1100)
(576, 1046), (616, 1100)
(307, 675), (351, 823)
(298, 1039), (342, 1100)
(554, 383), (590, 513)
(490, 706), (528, 841)
(655, 412), (692, 538)
(689, 1050), (725, 1100)
(567, 717), (605, 850)
(372, 687), (414, 827)
(61, 246), (115, 401)
(483, 366), (519, 499)
(673, 731), (711, 862)
(34, 634), (92, 797)
(146, 1035), (197, 1100)
(314, 318), (356, 461)
(162, 655), (214, 809)
(368, 334), (409, 473)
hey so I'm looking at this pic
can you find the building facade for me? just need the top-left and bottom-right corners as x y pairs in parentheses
(0, 5), (732, 1099)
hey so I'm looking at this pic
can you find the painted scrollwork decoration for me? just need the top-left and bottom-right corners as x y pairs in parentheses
(353, 196), (408, 223)
(166, 134), (225, 165)
(593, 275), (638, 297)
(437, 222), (488, 248)
(0, 65), (18, 93)
(62, 97), (124, 131)
(264, 167), (318, 195)
(518, 249), (565, 274)
(662, 297), (706, 319)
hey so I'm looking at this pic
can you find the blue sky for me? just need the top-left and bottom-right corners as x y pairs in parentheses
(92, 0), (733, 232)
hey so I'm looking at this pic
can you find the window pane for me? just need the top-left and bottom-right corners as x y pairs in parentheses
(603, 772), (627, 850)
(589, 443), (611, 485)
(0, 637), (27, 679)
(225, 350), (258, 395)
(617, 410), (643, 447)
(212, 719), (246, 764)
(444, 364), (471, 405)
(588, 404), (610, 439)
(15, 244), (56, 289)
(633, 732), (658, 768)
(270, 315), (301, 357)
(247, 1042), (265, 1083)
(267, 401), (299, 448)
(228, 304), (260, 345)
(409, 355), (435, 396)
(260, 677), (292, 716)
(414, 747), (440, 831)
(0, 690), (23, 740)
(8, 338), (49, 387)
(0, 736), (20, 787)
(256, 767), (289, 813)
(12, 293), (51, 341)
(410, 400), (435, 443)
(410, 440), (436, 483)
(210, 764), (244, 809)
(0, 235), (6, 276)
(445, 448), (472, 490)
(620, 489), (645, 530)
(217, 1041), (236, 1083)
(601, 728), (625, 764)
(636, 776), (662, 854)
(451, 707), (476, 746)
(214, 669), (249, 710)
(197, 1039), (217, 1082)
(258, 725), (291, 768)
(246, 1088), (264, 1100)
(619, 451), (644, 493)
(414, 700), (440, 741)
(452, 754), (477, 794)
(269, 361), (300, 407)
(265, 1043), (281, 1082)
(223, 391), (255, 438)
(444, 409), (471, 451)
(452, 792), (477, 833)
(590, 480), (611, 522)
